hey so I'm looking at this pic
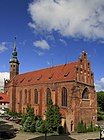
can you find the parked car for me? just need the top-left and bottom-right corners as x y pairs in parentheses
(0, 130), (16, 139)
(0, 109), (6, 115)
(15, 118), (22, 124)
(9, 117), (17, 121)
(5, 116), (11, 120)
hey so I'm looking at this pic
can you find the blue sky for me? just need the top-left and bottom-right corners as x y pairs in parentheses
(0, 0), (104, 91)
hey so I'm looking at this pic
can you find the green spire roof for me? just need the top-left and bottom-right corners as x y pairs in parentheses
(12, 37), (17, 57)
(10, 37), (19, 64)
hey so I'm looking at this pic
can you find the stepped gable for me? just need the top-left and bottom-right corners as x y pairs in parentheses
(10, 61), (78, 86)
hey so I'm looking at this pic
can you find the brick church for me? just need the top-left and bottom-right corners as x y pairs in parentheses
(4, 39), (97, 132)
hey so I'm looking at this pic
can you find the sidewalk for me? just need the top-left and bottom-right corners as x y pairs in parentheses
(70, 132), (100, 140)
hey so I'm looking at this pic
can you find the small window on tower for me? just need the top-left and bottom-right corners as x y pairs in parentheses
(80, 59), (82, 63)
(84, 52), (87, 59)
(76, 67), (78, 71)
(88, 62), (90, 66)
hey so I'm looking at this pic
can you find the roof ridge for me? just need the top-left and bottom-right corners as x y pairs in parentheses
(16, 61), (78, 77)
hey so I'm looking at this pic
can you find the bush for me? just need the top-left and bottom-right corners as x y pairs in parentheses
(77, 120), (87, 133)
(77, 120), (100, 133)
(87, 121), (94, 132)
(6, 110), (22, 118)
(97, 114), (104, 121)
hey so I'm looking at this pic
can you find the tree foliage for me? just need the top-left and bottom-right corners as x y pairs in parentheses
(45, 99), (62, 133)
(21, 101), (62, 133)
(97, 91), (104, 111)
(21, 105), (35, 126)
(23, 116), (34, 132)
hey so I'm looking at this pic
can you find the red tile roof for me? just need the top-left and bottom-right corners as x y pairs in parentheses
(8, 61), (79, 86)
(0, 93), (9, 103)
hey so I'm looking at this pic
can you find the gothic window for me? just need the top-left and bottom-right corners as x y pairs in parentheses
(62, 87), (67, 106)
(28, 89), (31, 104)
(76, 68), (79, 81)
(34, 89), (38, 104)
(46, 88), (51, 104)
(19, 90), (22, 102)
(19, 90), (22, 113)
(24, 89), (27, 104)
(82, 88), (89, 99)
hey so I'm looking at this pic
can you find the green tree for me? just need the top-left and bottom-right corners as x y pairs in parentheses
(30, 119), (36, 132)
(23, 116), (34, 132)
(53, 105), (61, 131)
(26, 105), (34, 117)
(45, 99), (54, 133)
(45, 99), (62, 133)
(21, 106), (34, 126)
(35, 118), (44, 132)
(97, 91), (104, 111)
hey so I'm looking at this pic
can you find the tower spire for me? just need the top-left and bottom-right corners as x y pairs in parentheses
(12, 37), (17, 57)
(14, 37), (16, 52)
(9, 37), (19, 80)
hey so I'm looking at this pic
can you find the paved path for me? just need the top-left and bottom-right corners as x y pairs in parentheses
(70, 132), (100, 140)
(12, 131), (100, 140)
(0, 118), (100, 140)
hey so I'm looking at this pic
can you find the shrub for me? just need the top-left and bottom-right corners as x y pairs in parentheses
(97, 114), (104, 121)
(87, 121), (94, 132)
(77, 120), (87, 133)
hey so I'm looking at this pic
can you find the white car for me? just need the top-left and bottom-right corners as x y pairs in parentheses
(0, 109), (6, 115)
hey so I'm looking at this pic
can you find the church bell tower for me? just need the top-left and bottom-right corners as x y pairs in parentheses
(9, 37), (19, 80)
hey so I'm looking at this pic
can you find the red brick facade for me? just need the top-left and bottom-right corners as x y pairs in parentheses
(4, 48), (97, 133)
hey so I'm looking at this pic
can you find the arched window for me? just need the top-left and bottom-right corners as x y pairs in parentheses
(28, 89), (31, 104)
(34, 89), (38, 104)
(46, 88), (51, 104)
(19, 90), (22, 113)
(62, 87), (67, 106)
(24, 89), (27, 104)
(82, 88), (89, 99)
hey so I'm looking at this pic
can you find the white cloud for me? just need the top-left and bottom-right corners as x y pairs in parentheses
(0, 72), (9, 89)
(47, 61), (51, 66)
(0, 42), (8, 53)
(95, 77), (104, 91)
(19, 40), (27, 46)
(28, 0), (104, 39)
(59, 39), (67, 46)
(33, 40), (50, 50)
(35, 50), (44, 56)
(99, 40), (104, 44)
